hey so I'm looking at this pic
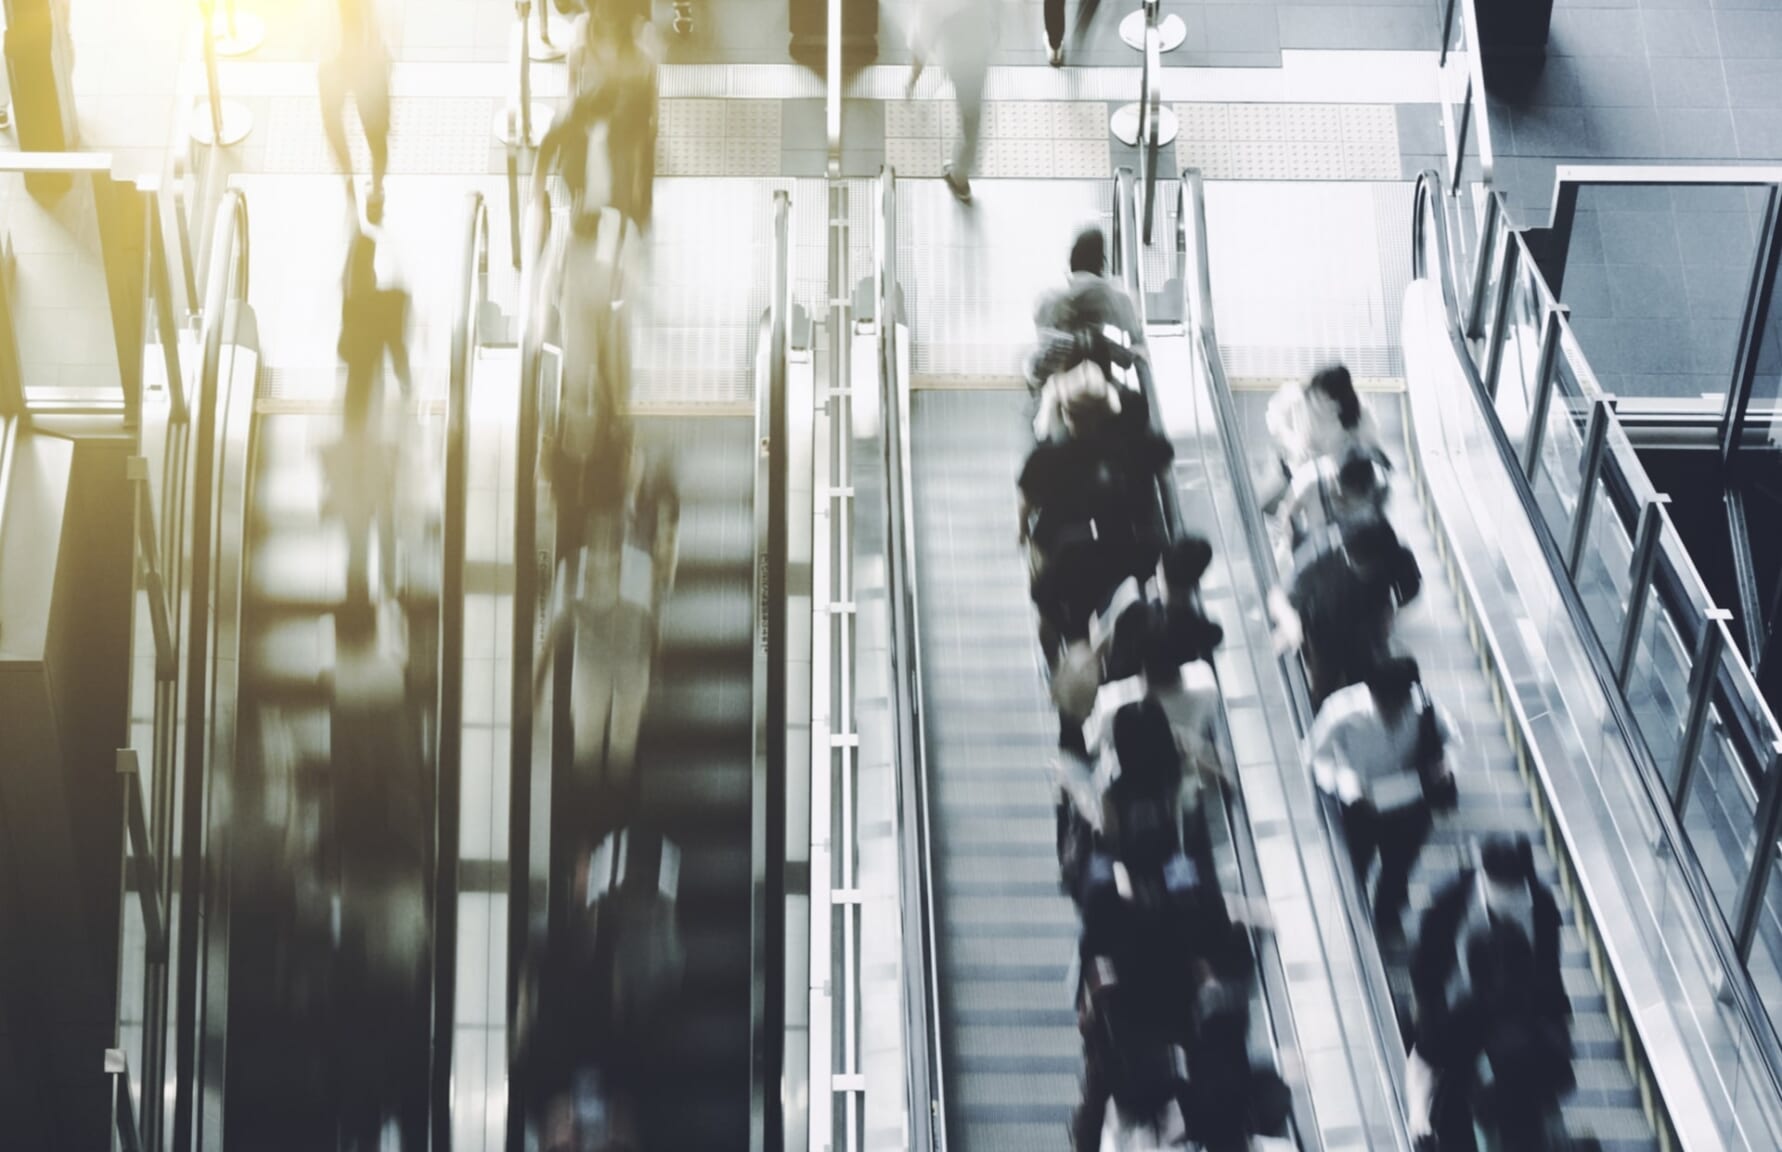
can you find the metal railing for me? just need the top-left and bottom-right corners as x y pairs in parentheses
(1435, 0), (1494, 197)
(169, 185), (251, 1152)
(1414, 169), (1782, 1146)
(1176, 169), (1415, 1152)
(432, 189), (488, 1151)
(873, 165), (946, 1152)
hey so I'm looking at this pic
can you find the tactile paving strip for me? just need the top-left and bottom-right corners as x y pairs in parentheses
(655, 99), (783, 177)
(262, 96), (496, 175)
(886, 100), (1110, 180)
(1174, 102), (1400, 181)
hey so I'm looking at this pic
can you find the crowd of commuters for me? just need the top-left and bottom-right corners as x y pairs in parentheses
(1020, 232), (1579, 1150)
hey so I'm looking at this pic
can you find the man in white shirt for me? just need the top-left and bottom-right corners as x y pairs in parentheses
(1306, 656), (1457, 941)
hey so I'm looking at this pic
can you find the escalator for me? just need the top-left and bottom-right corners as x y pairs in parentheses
(879, 170), (1378, 1152)
(176, 186), (464, 1151)
(508, 186), (774, 1149)
(1174, 173), (1664, 1151)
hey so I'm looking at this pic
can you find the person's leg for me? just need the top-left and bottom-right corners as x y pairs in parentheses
(1044, 0), (1066, 56)
(1341, 800), (1379, 892)
(571, 618), (613, 774)
(605, 610), (652, 795)
(1374, 803), (1432, 937)
(356, 64), (393, 219)
(1072, 0), (1105, 49)
(948, 61), (985, 190)
(318, 63), (355, 196)
(1431, 1063), (1481, 1152)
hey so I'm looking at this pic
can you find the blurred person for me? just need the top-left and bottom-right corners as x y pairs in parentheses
(328, 598), (431, 1152)
(1021, 366), (1173, 660)
(1307, 656), (1458, 943)
(318, 0), (394, 223)
(559, 0), (660, 231)
(1043, 0), (1105, 66)
(1269, 517), (1422, 708)
(905, 0), (998, 202)
(1262, 364), (1383, 514)
(1027, 226), (1148, 396)
(333, 227), (413, 605)
(1409, 834), (1574, 1152)
(536, 400), (680, 824)
(520, 827), (683, 1152)
(1275, 442), (1391, 552)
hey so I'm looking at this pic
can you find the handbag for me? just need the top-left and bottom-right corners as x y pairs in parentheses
(1412, 683), (1458, 809)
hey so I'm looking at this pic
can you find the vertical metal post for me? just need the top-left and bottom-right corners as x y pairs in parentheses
(1480, 229), (1519, 400)
(1726, 483), (1766, 662)
(1521, 303), (1567, 477)
(1465, 191), (1501, 340)
(1543, 176), (1581, 299)
(1450, 79), (1472, 194)
(1734, 742), (1782, 961)
(1616, 495), (1670, 690)
(1724, 185), (1782, 469)
(1673, 609), (1733, 817)
(1566, 395), (1616, 576)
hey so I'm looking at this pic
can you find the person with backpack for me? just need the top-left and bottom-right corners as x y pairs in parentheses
(1308, 656), (1459, 942)
(1270, 517), (1423, 708)
(1028, 226), (1147, 389)
(1263, 364), (1384, 516)
(1276, 442), (1392, 553)
(1409, 834), (1574, 1152)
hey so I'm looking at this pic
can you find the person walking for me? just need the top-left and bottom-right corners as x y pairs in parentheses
(1307, 656), (1458, 942)
(905, 0), (998, 202)
(318, 0), (394, 223)
(1043, 0), (1103, 67)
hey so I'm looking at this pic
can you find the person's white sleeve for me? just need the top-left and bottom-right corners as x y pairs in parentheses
(1266, 382), (1309, 466)
(1305, 706), (1345, 797)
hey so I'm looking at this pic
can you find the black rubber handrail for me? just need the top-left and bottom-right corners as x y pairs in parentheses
(171, 185), (249, 1152)
(433, 190), (486, 1152)
(1114, 166), (1322, 1151)
(1412, 167), (1782, 1131)
(1175, 169), (1416, 1149)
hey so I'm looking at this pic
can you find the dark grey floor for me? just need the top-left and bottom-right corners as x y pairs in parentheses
(664, 0), (1439, 68)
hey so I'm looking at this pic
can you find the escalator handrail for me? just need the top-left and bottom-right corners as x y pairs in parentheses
(875, 165), (947, 1152)
(1175, 169), (1416, 1146)
(172, 185), (250, 1152)
(1115, 167), (1323, 1152)
(433, 189), (487, 1152)
(749, 187), (793, 1152)
(1412, 168), (1782, 1128)
(506, 181), (557, 1152)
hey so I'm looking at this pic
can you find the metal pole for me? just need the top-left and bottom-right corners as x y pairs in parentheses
(1119, 0), (1186, 53)
(1734, 742), (1782, 961)
(1616, 496), (1671, 689)
(190, 0), (253, 145)
(495, 1), (553, 147)
(1480, 230), (1519, 401)
(1672, 609), (1733, 817)
(1565, 395), (1615, 576)
(1465, 191), (1500, 340)
(1723, 185), (1782, 469)
(1521, 303), (1567, 478)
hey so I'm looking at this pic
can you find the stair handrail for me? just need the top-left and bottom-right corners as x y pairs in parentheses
(1176, 169), (1416, 1150)
(431, 188), (488, 1152)
(873, 165), (947, 1152)
(1415, 167), (1782, 1145)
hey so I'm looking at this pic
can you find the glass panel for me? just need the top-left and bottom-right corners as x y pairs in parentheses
(1574, 483), (1633, 644)
(1625, 595), (1693, 773)
(116, 870), (147, 1133)
(1492, 256), (1545, 449)
(1529, 376), (1586, 537)
(0, 170), (128, 408)
(1683, 713), (1761, 927)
